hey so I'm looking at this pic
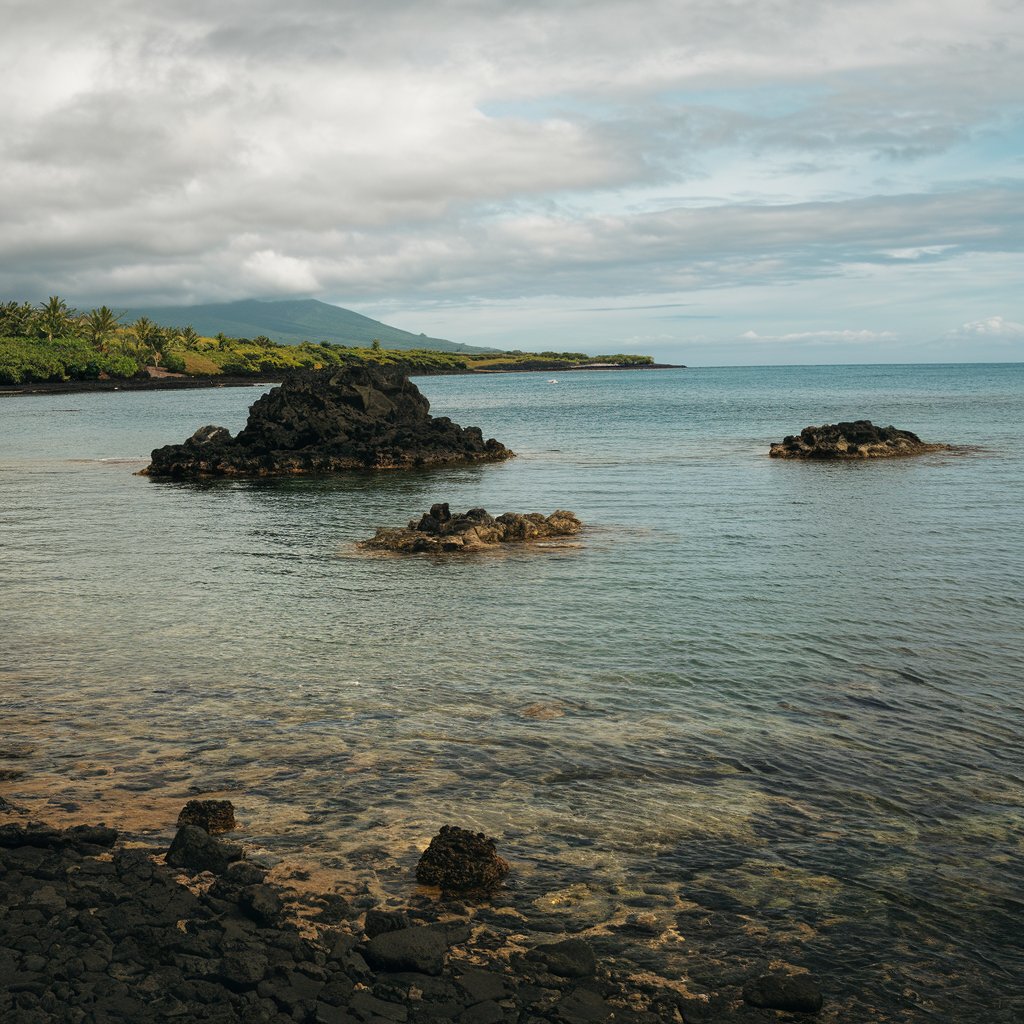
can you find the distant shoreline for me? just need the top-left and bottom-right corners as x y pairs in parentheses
(0, 362), (686, 397)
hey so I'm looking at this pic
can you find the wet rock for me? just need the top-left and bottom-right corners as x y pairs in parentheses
(143, 363), (513, 477)
(239, 884), (284, 926)
(350, 989), (409, 1021)
(553, 987), (614, 1023)
(365, 909), (410, 938)
(415, 825), (511, 893)
(458, 999), (505, 1024)
(0, 823), (61, 848)
(364, 924), (450, 976)
(222, 860), (268, 886)
(527, 938), (597, 979)
(769, 420), (946, 459)
(177, 799), (237, 834)
(456, 968), (508, 1004)
(165, 825), (243, 874)
(362, 504), (582, 553)
(742, 972), (824, 1013)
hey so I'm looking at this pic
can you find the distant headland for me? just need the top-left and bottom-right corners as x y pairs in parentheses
(0, 296), (682, 395)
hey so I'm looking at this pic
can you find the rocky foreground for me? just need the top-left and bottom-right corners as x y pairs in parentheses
(142, 364), (513, 478)
(360, 505), (583, 553)
(0, 812), (825, 1023)
(768, 421), (947, 459)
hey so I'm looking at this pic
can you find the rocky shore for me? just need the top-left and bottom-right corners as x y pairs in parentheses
(768, 420), (947, 459)
(360, 505), (582, 553)
(143, 365), (513, 478)
(0, 812), (826, 1023)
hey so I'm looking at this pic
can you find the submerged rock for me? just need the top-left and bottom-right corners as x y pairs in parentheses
(769, 420), (946, 459)
(361, 503), (582, 553)
(527, 938), (598, 979)
(743, 972), (824, 1013)
(142, 363), (513, 477)
(415, 825), (511, 892)
(177, 799), (236, 834)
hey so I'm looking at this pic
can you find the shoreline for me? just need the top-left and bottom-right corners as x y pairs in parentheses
(0, 363), (685, 398)
(0, 806), (764, 1023)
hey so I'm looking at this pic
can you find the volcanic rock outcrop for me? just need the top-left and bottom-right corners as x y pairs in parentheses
(769, 420), (946, 459)
(142, 364), (513, 477)
(360, 503), (582, 553)
(415, 825), (511, 892)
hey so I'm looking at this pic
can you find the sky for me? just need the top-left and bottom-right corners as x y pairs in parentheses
(1, 0), (1022, 364)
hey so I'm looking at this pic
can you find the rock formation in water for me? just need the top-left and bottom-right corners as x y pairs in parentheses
(142, 364), (513, 477)
(360, 503), (582, 553)
(177, 799), (236, 834)
(769, 420), (946, 459)
(415, 825), (511, 892)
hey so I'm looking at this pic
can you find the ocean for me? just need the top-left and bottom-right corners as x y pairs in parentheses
(2, 363), (1022, 1021)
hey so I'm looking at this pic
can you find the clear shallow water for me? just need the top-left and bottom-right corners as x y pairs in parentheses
(2, 365), (1022, 1020)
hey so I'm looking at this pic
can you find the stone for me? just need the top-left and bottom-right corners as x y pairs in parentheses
(456, 968), (508, 1004)
(415, 826), (511, 893)
(528, 939), (597, 979)
(239, 884), (284, 926)
(0, 823), (61, 848)
(742, 973), (824, 1014)
(219, 950), (269, 989)
(165, 825), (243, 874)
(176, 799), (236, 834)
(350, 989), (409, 1022)
(365, 909), (410, 938)
(553, 987), (614, 1023)
(458, 999), (505, 1024)
(222, 860), (268, 886)
(143, 363), (513, 477)
(362, 505), (582, 554)
(769, 420), (947, 459)
(364, 925), (450, 976)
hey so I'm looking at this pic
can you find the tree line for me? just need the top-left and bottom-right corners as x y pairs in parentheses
(1, 295), (655, 386)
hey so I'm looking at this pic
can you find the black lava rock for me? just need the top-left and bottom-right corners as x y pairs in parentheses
(415, 825), (510, 893)
(177, 799), (236, 834)
(742, 972), (824, 1013)
(165, 825), (243, 874)
(364, 925), (450, 976)
(143, 363), (513, 477)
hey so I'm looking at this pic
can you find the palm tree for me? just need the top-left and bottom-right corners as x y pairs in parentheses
(37, 295), (73, 342)
(83, 306), (123, 352)
(179, 325), (200, 350)
(0, 301), (35, 338)
(129, 316), (161, 367)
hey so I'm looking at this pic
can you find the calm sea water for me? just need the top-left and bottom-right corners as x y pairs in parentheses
(2, 364), (1022, 1021)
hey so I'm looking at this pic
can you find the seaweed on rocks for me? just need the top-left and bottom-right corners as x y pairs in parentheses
(361, 504), (582, 553)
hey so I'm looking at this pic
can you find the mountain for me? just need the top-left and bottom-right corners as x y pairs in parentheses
(117, 298), (494, 353)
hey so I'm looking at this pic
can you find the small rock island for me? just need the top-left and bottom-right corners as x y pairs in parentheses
(360, 503), (582, 553)
(769, 420), (947, 459)
(142, 364), (513, 477)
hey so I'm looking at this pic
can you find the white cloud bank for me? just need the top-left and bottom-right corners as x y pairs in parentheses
(0, 0), (1021, 361)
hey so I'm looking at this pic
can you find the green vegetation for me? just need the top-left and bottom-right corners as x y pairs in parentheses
(0, 296), (655, 386)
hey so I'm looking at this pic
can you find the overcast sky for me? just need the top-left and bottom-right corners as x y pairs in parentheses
(2, 0), (1022, 363)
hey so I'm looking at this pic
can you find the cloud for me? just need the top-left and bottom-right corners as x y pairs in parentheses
(942, 315), (1024, 340)
(0, 0), (1020, 362)
(741, 329), (898, 344)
